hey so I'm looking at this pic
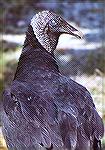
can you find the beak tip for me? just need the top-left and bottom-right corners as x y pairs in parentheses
(74, 30), (84, 39)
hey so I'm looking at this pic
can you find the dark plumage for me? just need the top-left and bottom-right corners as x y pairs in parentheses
(1, 11), (104, 150)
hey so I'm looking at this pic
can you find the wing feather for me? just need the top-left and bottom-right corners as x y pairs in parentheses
(2, 76), (104, 149)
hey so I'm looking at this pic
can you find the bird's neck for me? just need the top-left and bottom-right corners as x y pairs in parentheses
(14, 25), (59, 81)
(23, 25), (60, 53)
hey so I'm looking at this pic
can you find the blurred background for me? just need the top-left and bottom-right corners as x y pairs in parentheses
(0, 0), (105, 149)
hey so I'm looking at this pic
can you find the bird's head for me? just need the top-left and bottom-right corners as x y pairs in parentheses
(31, 10), (83, 53)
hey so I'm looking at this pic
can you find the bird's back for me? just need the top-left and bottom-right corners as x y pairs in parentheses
(2, 72), (104, 150)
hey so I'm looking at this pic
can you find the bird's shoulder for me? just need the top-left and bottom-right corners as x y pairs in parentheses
(56, 76), (104, 140)
(55, 75), (95, 109)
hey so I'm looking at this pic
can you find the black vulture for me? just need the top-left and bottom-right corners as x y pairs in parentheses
(1, 10), (104, 150)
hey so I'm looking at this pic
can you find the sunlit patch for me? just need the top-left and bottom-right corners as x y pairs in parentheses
(0, 127), (8, 150)
(59, 55), (72, 65)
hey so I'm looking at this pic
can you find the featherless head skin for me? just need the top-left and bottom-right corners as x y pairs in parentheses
(30, 10), (83, 53)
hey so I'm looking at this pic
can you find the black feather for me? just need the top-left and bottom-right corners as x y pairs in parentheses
(1, 11), (104, 150)
(93, 138), (102, 150)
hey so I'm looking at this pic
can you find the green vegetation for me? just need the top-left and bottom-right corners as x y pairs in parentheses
(0, 43), (20, 95)
(85, 50), (105, 74)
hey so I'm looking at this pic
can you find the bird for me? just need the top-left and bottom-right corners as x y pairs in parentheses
(1, 10), (104, 150)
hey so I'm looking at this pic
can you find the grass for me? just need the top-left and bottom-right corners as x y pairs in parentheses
(0, 47), (20, 95)
(90, 76), (105, 149)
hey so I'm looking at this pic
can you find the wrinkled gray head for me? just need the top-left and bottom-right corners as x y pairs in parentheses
(31, 10), (83, 53)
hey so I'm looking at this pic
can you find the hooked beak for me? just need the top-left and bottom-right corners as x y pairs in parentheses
(61, 21), (83, 39)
